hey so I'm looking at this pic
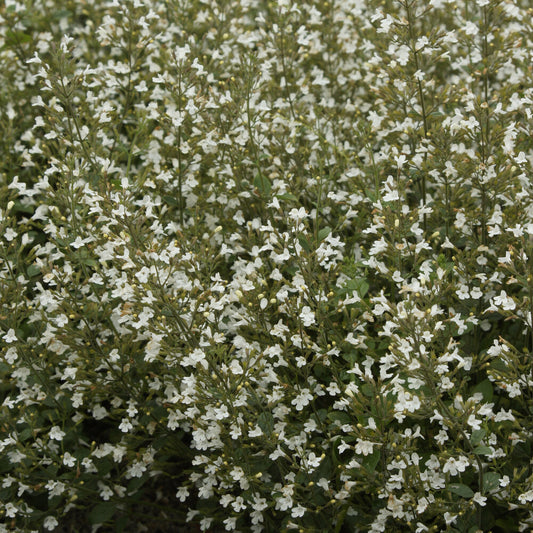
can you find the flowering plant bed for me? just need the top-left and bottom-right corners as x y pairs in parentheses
(1, 0), (533, 531)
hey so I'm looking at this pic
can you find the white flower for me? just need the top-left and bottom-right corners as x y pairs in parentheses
(518, 490), (533, 504)
(472, 492), (487, 506)
(288, 207), (308, 222)
(292, 388), (313, 410)
(119, 418), (133, 433)
(4, 347), (18, 364)
(5, 503), (18, 518)
(63, 452), (76, 467)
(299, 305), (315, 327)
(443, 456), (469, 476)
(355, 439), (375, 456)
(176, 486), (189, 502)
(291, 505), (306, 518)
(127, 460), (147, 478)
(2, 328), (17, 343)
(492, 290), (516, 311)
(43, 516), (58, 530)
(49, 426), (66, 441)
(455, 285), (470, 300)
(98, 483), (113, 501)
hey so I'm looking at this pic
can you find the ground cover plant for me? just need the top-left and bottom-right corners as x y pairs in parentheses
(2, 0), (533, 531)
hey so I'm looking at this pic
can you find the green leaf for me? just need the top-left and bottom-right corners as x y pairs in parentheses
(26, 264), (40, 277)
(276, 193), (298, 202)
(96, 458), (113, 476)
(449, 484), (474, 498)
(257, 412), (274, 434)
(5, 30), (32, 47)
(355, 279), (369, 298)
(318, 226), (331, 241)
(51, 9), (73, 19)
(473, 446), (492, 455)
(89, 502), (115, 525)
(361, 383), (374, 397)
(298, 236), (311, 253)
(163, 195), (178, 206)
(253, 173), (271, 195)
(18, 428), (33, 442)
(127, 476), (146, 493)
(473, 379), (493, 402)
(362, 449), (380, 473)
(334, 505), (348, 533)
(327, 411), (353, 426)
(470, 429), (486, 446)
(483, 472), (500, 493)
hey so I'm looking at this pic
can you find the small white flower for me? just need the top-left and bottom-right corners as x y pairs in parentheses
(472, 492), (487, 506)
(443, 456), (468, 476)
(49, 426), (66, 441)
(5, 502), (18, 518)
(3, 329), (17, 343)
(63, 452), (76, 467)
(292, 388), (313, 411)
(291, 504), (306, 518)
(43, 516), (58, 530)
(119, 418), (133, 433)
(518, 490), (533, 504)
(176, 486), (189, 502)
(299, 305), (315, 327)
(355, 438), (375, 456)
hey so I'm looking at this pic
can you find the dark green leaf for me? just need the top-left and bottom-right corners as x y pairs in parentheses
(473, 379), (493, 402)
(5, 30), (32, 47)
(298, 236), (310, 253)
(257, 412), (274, 434)
(449, 484), (474, 498)
(362, 449), (380, 473)
(483, 472), (500, 493)
(470, 429), (486, 446)
(473, 446), (492, 455)
(26, 264), (40, 277)
(89, 502), (115, 525)
(276, 193), (298, 202)
(361, 383), (374, 397)
(253, 173), (271, 195)
(318, 226), (331, 241)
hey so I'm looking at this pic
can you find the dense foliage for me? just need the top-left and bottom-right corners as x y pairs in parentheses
(2, 0), (533, 531)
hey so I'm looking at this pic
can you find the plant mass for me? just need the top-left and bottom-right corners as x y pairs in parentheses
(1, 0), (533, 531)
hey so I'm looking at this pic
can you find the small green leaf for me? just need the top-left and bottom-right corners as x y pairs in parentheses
(89, 502), (115, 525)
(276, 193), (298, 202)
(127, 476), (146, 493)
(253, 173), (271, 195)
(51, 9), (73, 19)
(26, 264), (40, 277)
(362, 449), (380, 473)
(298, 236), (311, 253)
(449, 484), (474, 498)
(470, 429), (486, 446)
(473, 446), (492, 455)
(318, 226), (331, 241)
(361, 383), (374, 397)
(5, 30), (32, 47)
(483, 472), (500, 493)
(96, 458), (113, 476)
(257, 412), (274, 434)
(163, 195), (178, 206)
(473, 379), (493, 402)
(18, 428), (33, 442)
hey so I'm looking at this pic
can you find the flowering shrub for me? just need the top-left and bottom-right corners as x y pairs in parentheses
(2, 0), (533, 531)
